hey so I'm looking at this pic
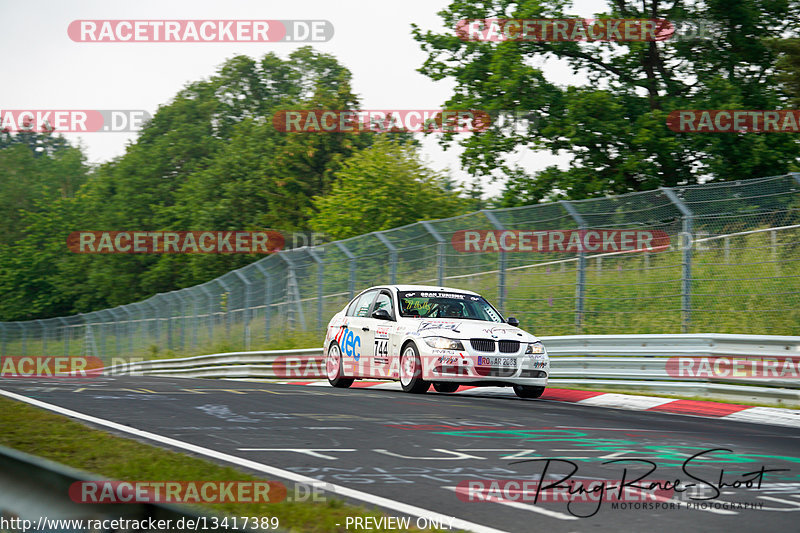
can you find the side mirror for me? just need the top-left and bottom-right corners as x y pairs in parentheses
(507, 316), (519, 327)
(372, 309), (393, 321)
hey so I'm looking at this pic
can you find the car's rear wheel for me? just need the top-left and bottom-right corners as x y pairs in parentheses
(433, 382), (459, 393)
(400, 343), (430, 393)
(326, 342), (353, 388)
(513, 385), (545, 398)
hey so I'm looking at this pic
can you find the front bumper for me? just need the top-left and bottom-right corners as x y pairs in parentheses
(421, 343), (549, 386)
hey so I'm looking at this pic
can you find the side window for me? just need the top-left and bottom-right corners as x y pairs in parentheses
(345, 298), (360, 316)
(347, 290), (378, 317)
(372, 291), (394, 318)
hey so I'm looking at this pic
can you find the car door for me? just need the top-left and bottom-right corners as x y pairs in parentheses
(339, 289), (378, 377)
(368, 289), (396, 377)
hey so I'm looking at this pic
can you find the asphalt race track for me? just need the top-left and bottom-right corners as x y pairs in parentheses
(2, 376), (799, 532)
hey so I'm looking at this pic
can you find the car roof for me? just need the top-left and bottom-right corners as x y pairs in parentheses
(361, 284), (482, 296)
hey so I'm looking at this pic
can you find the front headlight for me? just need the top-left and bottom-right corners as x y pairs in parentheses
(423, 337), (465, 350)
(525, 341), (545, 355)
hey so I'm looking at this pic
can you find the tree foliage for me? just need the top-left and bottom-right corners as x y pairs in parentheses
(413, 0), (800, 204)
(773, 37), (800, 108)
(309, 138), (465, 239)
(0, 48), (416, 320)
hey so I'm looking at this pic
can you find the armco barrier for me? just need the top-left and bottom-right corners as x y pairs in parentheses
(106, 348), (323, 378)
(0, 445), (259, 532)
(105, 334), (800, 402)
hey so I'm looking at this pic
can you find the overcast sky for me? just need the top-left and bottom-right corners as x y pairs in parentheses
(2, 0), (606, 196)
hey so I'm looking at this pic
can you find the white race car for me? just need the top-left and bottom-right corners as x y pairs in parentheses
(323, 285), (549, 398)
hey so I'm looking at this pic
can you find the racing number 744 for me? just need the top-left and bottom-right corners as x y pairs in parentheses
(323, 284), (549, 398)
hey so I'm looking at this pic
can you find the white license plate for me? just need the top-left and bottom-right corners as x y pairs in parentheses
(476, 356), (516, 367)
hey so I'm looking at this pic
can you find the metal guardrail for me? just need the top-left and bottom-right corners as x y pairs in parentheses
(105, 334), (800, 403)
(107, 348), (322, 379)
(0, 445), (256, 532)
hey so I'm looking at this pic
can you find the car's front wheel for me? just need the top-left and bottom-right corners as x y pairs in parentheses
(513, 385), (545, 398)
(400, 343), (430, 393)
(326, 342), (353, 388)
(433, 382), (459, 393)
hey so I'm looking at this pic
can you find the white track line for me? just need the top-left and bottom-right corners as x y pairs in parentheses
(620, 486), (738, 515)
(444, 486), (578, 520)
(0, 388), (509, 533)
(757, 495), (800, 511)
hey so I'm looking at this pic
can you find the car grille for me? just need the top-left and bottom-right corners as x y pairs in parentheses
(498, 340), (520, 353)
(475, 366), (517, 377)
(470, 339), (495, 352)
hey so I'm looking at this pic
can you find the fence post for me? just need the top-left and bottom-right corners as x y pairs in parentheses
(107, 308), (122, 357)
(374, 232), (398, 284)
(771, 230), (778, 269)
(152, 295), (170, 350)
(132, 302), (146, 354)
(334, 242), (356, 299)
(57, 318), (70, 356)
(483, 210), (507, 313)
(181, 289), (191, 352)
(19, 322), (27, 356)
(120, 305), (134, 355)
(216, 279), (233, 339)
(184, 291), (198, 350)
(306, 248), (325, 330)
(142, 300), (159, 345)
(172, 291), (188, 353)
(112, 308), (124, 357)
(661, 187), (694, 333)
(165, 295), (175, 351)
(199, 284), (214, 345)
(253, 261), (272, 342)
(560, 200), (587, 334)
(96, 310), (108, 359)
(78, 313), (94, 358)
(233, 270), (252, 350)
(421, 221), (446, 285)
(278, 253), (306, 330)
(36, 319), (46, 356)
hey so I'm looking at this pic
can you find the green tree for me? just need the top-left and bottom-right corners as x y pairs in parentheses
(0, 47), (399, 319)
(0, 195), (90, 320)
(67, 47), (375, 308)
(413, 0), (800, 205)
(773, 38), (800, 107)
(0, 137), (90, 320)
(0, 128), (70, 157)
(309, 138), (465, 239)
(161, 48), (381, 288)
(0, 138), (87, 245)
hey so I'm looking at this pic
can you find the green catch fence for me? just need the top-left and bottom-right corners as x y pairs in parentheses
(2, 173), (799, 363)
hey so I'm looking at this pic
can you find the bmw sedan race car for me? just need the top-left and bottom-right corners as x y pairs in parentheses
(323, 285), (549, 398)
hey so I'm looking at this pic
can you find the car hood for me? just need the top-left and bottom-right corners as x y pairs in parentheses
(410, 318), (539, 343)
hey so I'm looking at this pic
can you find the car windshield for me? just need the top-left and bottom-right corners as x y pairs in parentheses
(397, 291), (503, 322)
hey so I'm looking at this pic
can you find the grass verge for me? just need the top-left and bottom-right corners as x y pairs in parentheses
(0, 396), (451, 532)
